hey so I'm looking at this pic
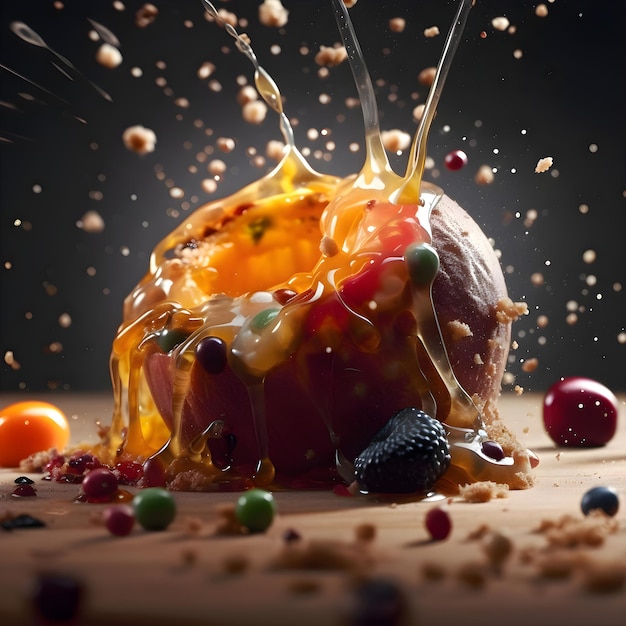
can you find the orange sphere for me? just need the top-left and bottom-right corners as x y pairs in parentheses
(0, 401), (70, 467)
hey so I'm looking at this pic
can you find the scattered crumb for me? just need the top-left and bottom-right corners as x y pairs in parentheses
(581, 561), (626, 593)
(136, 3), (158, 28)
(320, 236), (339, 257)
(242, 100), (268, 124)
(388, 18), (406, 33)
(495, 297), (529, 324)
(271, 539), (373, 571)
(456, 561), (488, 588)
(258, 0), (288, 28)
(421, 561), (447, 581)
(521, 358), (539, 373)
(535, 4), (549, 18)
(534, 156), (553, 173)
(459, 481), (509, 503)
(474, 164), (495, 185)
(222, 553), (249, 574)
(77, 210), (105, 233)
(491, 17), (510, 32)
(423, 26), (440, 38)
(447, 319), (473, 341)
(466, 523), (491, 541)
(286, 578), (322, 594)
(214, 504), (246, 535)
(482, 531), (514, 568)
(96, 43), (122, 68)
(535, 511), (619, 548)
(354, 523), (377, 543)
(314, 44), (348, 67)
(122, 125), (156, 154)
(417, 66), (437, 86)
(380, 129), (411, 152)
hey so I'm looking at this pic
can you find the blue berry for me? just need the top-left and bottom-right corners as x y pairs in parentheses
(354, 408), (450, 494)
(581, 486), (619, 517)
(32, 573), (83, 622)
(405, 243), (440, 286)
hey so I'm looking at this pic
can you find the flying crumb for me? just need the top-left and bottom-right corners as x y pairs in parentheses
(381, 129), (411, 153)
(242, 100), (268, 124)
(389, 18), (406, 33)
(491, 17), (510, 32)
(96, 43), (122, 68)
(418, 66), (437, 86)
(259, 0), (288, 28)
(77, 210), (105, 233)
(423, 26), (440, 38)
(535, 4), (549, 18)
(315, 45), (348, 67)
(521, 358), (539, 373)
(535, 156), (553, 173)
(136, 3), (158, 28)
(122, 125), (156, 154)
(475, 164), (495, 185)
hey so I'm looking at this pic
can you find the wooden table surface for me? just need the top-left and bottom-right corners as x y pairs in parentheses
(1, 391), (625, 625)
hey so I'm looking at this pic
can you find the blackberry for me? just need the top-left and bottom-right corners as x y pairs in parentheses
(354, 408), (450, 494)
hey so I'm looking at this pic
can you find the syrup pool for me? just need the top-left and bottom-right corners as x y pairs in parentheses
(101, 0), (534, 494)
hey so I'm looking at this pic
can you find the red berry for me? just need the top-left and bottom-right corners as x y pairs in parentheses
(444, 149), (468, 171)
(81, 468), (119, 501)
(543, 377), (618, 447)
(12, 484), (37, 497)
(103, 505), (135, 536)
(425, 506), (452, 541)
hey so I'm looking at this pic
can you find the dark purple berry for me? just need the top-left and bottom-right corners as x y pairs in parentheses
(103, 505), (135, 536)
(346, 577), (408, 626)
(481, 440), (505, 461)
(425, 507), (452, 540)
(354, 408), (450, 494)
(1, 514), (46, 531)
(32, 573), (84, 622)
(14, 475), (35, 484)
(195, 336), (228, 374)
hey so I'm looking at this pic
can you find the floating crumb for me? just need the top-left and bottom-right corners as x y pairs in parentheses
(447, 320), (473, 341)
(236, 84), (257, 106)
(521, 358), (538, 373)
(242, 100), (268, 124)
(96, 43), (122, 68)
(214, 504), (246, 536)
(535, 4), (549, 18)
(266, 139), (285, 161)
(514, 385), (524, 395)
(482, 531), (514, 568)
(4, 351), (21, 370)
(258, 0), (288, 28)
(388, 17), (406, 33)
(474, 164), (495, 185)
(197, 61), (216, 80)
(77, 210), (105, 233)
(412, 103), (425, 121)
(534, 156), (553, 173)
(136, 3), (158, 28)
(418, 66), (437, 86)
(122, 125), (156, 154)
(459, 481), (509, 503)
(380, 129), (411, 153)
(423, 26), (440, 38)
(314, 44), (348, 67)
(491, 17), (510, 32)
(216, 137), (236, 153)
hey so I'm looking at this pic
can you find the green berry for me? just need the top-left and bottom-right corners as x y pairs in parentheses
(133, 487), (176, 531)
(235, 488), (276, 532)
(250, 308), (280, 332)
(405, 242), (439, 285)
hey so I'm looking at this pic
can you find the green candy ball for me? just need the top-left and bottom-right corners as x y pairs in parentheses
(235, 488), (277, 532)
(405, 242), (440, 285)
(133, 487), (177, 531)
(250, 308), (280, 332)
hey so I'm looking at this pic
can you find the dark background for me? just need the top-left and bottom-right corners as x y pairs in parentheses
(1, 0), (624, 394)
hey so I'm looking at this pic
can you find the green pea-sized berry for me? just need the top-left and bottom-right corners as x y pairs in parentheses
(250, 308), (280, 333)
(133, 487), (176, 531)
(405, 242), (440, 286)
(235, 488), (277, 532)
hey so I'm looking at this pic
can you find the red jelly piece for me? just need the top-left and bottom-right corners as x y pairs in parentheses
(543, 377), (618, 447)
(444, 149), (468, 171)
(12, 484), (37, 497)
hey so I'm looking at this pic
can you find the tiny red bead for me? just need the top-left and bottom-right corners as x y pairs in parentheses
(425, 506), (452, 541)
(444, 149), (468, 171)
